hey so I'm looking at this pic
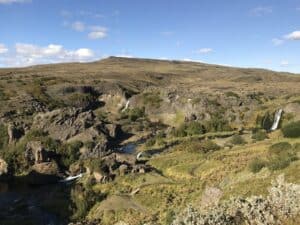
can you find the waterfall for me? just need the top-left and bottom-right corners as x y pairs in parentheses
(270, 109), (283, 131)
(121, 100), (130, 112)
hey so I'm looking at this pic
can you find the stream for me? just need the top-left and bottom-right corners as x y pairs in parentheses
(0, 180), (70, 225)
(0, 141), (142, 225)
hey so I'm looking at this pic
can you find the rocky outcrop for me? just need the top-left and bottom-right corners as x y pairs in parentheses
(24, 141), (55, 165)
(32, 161), (60, 176)
(7, 123), (24, 144)
(87, 152), (151, 184)
(33, 108), (95, 141)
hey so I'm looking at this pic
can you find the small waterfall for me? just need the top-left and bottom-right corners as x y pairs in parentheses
(270, 109), (283, 131)
(121, 100), (130, 112)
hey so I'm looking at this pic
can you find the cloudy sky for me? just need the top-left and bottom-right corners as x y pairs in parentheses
(0, 0), (299, 73)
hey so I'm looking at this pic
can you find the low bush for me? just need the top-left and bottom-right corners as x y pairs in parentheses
(185, 122), (206, 136)
(171, 175), (300, 225)
(122, 107), (145, 122)
(267, 157), (292, 171)
(225, 91), (239, 98)
(70, 184), (106, 221)
(267, 142), (298, 171)
(176, 140), (220, 154)
(269, 142), (292, 155)
(142, 92), (163, 108)
(281, 121), (300, 138)
(58, 141), (83, 168)
(229, 134), (246, 145)
(205, 116), (232, 133)
(85, 158), (109, 174)
(0, 124), (8, 150)
(145, 138), (156, 147)
(251, 129), (268, 141)
(67, 92), (97, 109)
(249, 158), (267, 173)
(172, 122), (206, 137)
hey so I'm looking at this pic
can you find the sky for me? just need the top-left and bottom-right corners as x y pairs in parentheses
(0, 0), (300, 73)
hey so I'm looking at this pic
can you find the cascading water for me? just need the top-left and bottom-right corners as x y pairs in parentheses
(270, 109), (283, 131)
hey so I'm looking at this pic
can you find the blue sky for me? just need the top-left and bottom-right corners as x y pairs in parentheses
(0, 0), (299, 73)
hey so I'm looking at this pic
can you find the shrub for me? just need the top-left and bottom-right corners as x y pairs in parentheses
(267, 142), (298, 171)
(172, 122), (206, 137)
(205, 116), (232, 132)
(177, 140), (220, 154)
(85, 158), (109, 174)
(269, 142), (292, 155)
(268, 157), (291, 171)
(251, 129), (268, 141)
(282, 121), (300, 138)
(171, 125), (187, 137)
(249, 158), (267, 173)
(199, 140), (221, 153)
(142, 92), (163, 108)
(0, 124), (8, 150)
(67, 92), (97, 109)
(171, 175), (300, 225)
(225, 91), (239, 98)
(230, 134), (246, 145)
(70, 184), (106, 221)
(145, 138), (156, 147)
(185, 122), (206, 136)
(122, 107), (145, 122)
(293, 143), (300, 152)
(58, 141), (83, 168)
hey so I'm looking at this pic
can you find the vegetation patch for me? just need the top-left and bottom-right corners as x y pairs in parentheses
(142, 92), (163, 108)
(249, 158), (267, 173)
(251, 129), (268, 141)
(229, 134), (247, 146)
(282, 121), (300, 138)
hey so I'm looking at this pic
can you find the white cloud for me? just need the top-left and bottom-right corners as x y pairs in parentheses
(1, 43), (95, 67)
(250, 6), (273, 16)
(115, 54), (133, 58)
(280, 60), (289, 66)
(71, 21), (85, 32)
(285, 31), (300, 40)
(272, 38), (284, 46)
(73, 48), (94, 58)
(196, 48), (213, 54)
(88, 26), (107, 39)
(0, 0), (30, 4)
(0, 44), (8, 54)
(182, 58), (203, 63)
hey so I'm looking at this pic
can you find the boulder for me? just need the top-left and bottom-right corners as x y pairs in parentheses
(32, 161), (60, 176)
